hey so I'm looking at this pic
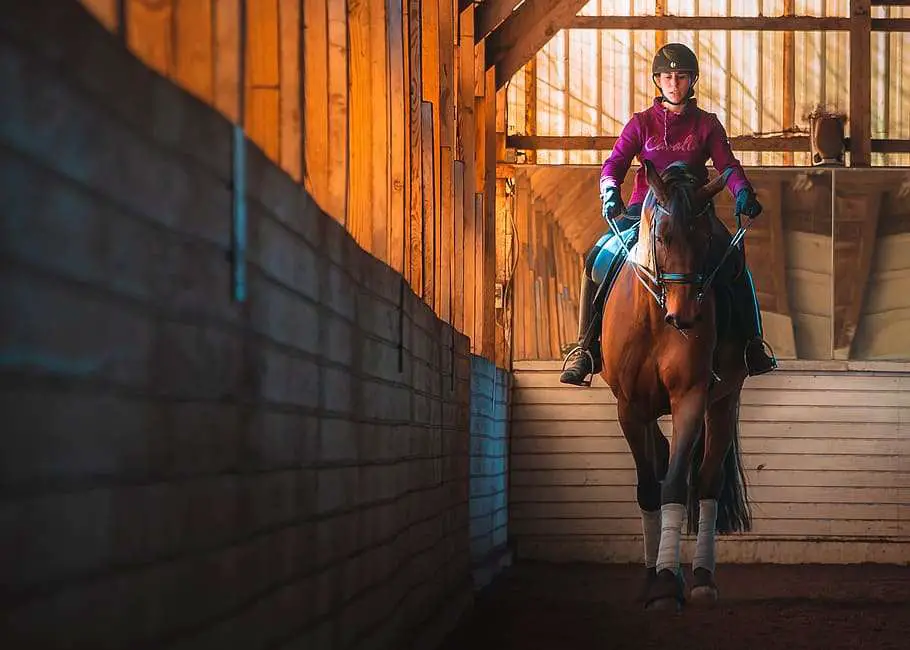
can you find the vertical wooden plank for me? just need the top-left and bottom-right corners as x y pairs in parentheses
(546, 220), (561, 359)
(347, 0), (373, 250)
(453, 160), (466, 332)
(246, 0), (280, 161)
(80, 0), (119, 32)
(440, 146), (454, 324)
(174, 0), (214, 103)
(515, 171), (534, 360)
(407, 0), (423, 294)
(458, 7), (477, 343)
(655, 0), (666, 50)
(422, 0), (441, 311)
(524, 56), (537, 165)
(278, 0), (302, 181)
(422, 102), (437, 308)
(439, 0), (455, 149)
(482, 66), (497, 359)
(304, 0), (328, 208)
(474, 191), (486, 354)
(215, 0), (241, 123)
(326, 0), (349, 221)
(782, 0), (795, 166)
(370, 0), (389, 262)
(388, 0), (407, 275)
(850, 0), (872, 166)
(126, 0), (174, 78)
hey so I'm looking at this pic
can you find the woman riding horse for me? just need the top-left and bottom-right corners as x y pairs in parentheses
(560, 43), (777, 386)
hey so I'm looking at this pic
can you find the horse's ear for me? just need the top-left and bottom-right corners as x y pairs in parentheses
(643, 160), (668, 205)
(695, 168), (733, 205)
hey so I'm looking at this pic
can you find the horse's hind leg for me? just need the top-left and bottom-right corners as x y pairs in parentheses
(689, 392), (739, 606)
(617, 402), (667, 601)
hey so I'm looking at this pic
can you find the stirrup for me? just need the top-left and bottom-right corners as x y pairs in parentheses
(560, 345), (596, 387)
(745, 337), (778, 376)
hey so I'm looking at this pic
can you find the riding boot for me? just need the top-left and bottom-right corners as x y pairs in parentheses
(734, 267), (777, 376)
(559, 275), (603, 386)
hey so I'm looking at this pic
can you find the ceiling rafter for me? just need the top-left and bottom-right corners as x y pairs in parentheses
(486, 0), (590, 89)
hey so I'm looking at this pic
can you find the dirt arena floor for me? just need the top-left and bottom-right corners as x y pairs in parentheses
(439, 562), (910, 650)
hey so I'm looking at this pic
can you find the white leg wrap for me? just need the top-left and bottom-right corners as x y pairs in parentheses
(692, 499), (718, 573)
(655, 503), (686, 574)
(641, 509), (661, 568)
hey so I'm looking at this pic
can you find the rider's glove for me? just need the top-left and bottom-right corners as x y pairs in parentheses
(600, 182), (625, 220)
(735, 188), (763, 218)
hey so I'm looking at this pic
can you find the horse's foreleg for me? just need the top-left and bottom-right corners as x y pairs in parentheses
(617, 402), (664, 597)
(689, 392), (739, 606)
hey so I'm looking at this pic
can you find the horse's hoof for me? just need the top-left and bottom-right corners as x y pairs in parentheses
(689, 584), (719, 606)
(689, 568), (719, 607)
(643, 569), (685, 612)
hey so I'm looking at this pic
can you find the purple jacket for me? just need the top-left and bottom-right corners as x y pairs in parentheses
(600, 98), (751, 206)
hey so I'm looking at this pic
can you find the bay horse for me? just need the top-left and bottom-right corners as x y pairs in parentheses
(600, 161), (753, 610)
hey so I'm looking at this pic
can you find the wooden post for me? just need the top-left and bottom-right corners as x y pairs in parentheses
(481, 66), (498, 359)
(456, 8), (476, 341)
(782, 0), (795, 166)
(850, 0), (872, 166)
(655, 0), (666, 50)
(440, 145), (454, 324)
(524, 56), (537, 164)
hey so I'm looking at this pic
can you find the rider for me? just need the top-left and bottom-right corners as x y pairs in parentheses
(560, 42), (778, 386)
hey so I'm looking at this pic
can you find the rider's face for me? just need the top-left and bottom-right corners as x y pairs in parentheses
(658, 72), (692, 103)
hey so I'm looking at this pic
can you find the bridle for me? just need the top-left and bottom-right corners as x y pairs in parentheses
(603, 197), (754, 312)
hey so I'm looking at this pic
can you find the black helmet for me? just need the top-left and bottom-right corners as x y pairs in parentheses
(652, 43), (699, 103)
(652, 43), (699, 77)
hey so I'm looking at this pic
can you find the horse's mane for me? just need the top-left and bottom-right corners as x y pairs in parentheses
(632, 162), (701, 270)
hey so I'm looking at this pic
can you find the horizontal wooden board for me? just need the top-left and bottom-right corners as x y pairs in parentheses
(511, 403), (910, 424)
(511, 485), (909, 505)
(510, 501), (906, 523)
(510, 517), (905, 538)
(512, 386), (910, 408)
(512, 371), (910, 392)
(510, 469), (910, 489)
(511, 452), (904, 472)
(512, 436), (910, 457)
(513, 420), (910, 440)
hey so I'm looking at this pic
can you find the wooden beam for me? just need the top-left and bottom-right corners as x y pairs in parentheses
(458, 6), (477, 342)
(568, 15), (853, 30)
(850, 0), (872, 167)
(872, 18), (910, 30)
(507, 134), (812, 151)
(475, 0), (520, 43)
(508, 135), (910, 153)
(486, 0), (590, 89)
(524, 55), (537, 164)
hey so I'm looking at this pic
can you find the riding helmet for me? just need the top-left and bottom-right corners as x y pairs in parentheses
(652, 43), (699, 100)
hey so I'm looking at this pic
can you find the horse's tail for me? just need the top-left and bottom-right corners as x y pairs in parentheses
(687, 396), (753, 534)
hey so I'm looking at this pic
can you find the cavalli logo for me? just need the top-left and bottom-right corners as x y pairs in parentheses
(644, 134), (698, 153)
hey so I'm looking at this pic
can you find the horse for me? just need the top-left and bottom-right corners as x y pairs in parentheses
(599, 160), (753, 610)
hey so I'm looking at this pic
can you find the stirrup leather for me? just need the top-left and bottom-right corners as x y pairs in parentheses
(561, 345), (596, 387)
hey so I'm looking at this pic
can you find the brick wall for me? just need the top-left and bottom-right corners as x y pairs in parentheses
(1, 3), (472, 648)
(468, 357), (512, 591)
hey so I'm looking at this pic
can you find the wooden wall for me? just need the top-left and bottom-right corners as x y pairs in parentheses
(510, 361), (910, 564)
(78, 0), (503, 363)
